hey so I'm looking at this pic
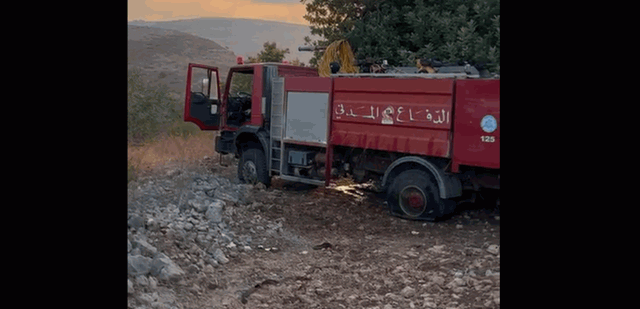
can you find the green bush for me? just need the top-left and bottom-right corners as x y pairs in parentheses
(128, 68), (182, 143)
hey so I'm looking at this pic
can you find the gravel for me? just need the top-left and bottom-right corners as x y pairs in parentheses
(127, 162), (500, 309)
(127, 169), (255, 308)
(127, 167), (301, 308)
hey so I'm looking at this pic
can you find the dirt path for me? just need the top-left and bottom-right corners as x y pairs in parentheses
(213, 180), (500, 309)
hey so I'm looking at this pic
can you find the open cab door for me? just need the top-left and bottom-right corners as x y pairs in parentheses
(184, 63), (221, 130)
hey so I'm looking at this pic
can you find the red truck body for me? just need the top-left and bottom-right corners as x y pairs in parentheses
(280, 75), (499, 175)
(184, 62), (499, 221)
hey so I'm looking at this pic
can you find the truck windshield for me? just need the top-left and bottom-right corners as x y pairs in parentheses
(229, 71), (253, 96)
(226, 70), (254, 127)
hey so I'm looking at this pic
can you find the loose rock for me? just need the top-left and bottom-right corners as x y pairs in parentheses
(146, 218), (160, 232)
(214, 190), (239, 204)
(188, 199), (210, 213)
(205, 200), (226, 223)
(133, 236), (158, 256)
(148, 276), (158, 289)
(187, 264), (200, 274)
(431, 276), (445, 286)
(401, 286), (416, 298)
(136, 275), (149, 286)
(128, 255), (152, 276)
(428, 245), (446, 254)
(492, 290), (500, 305)
(212, 248), (229, 264)
(446, 278), (466, 289)
(150, 253), (185, 282)
(128, 215), (145, 230)
(487, 244), (499, 255)
(453, 278), (465, 286)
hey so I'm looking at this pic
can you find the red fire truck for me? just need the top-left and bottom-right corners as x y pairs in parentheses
(184, 60), (499, 221)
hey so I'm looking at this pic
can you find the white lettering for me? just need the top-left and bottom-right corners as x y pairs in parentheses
(335, 104), (450, 125)
(433, 109), (444, 124)
(382, 106), (394, 124)
(362, 106), (376, 119)
(396, 107), (406, 122)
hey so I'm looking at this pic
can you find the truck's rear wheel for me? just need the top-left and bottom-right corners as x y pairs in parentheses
(238, 148), (270, 187)
(387, 169), (446, 221)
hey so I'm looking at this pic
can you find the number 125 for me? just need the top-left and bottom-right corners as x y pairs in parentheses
(481, 136), (495, 143)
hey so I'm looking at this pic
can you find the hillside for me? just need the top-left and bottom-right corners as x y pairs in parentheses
(127, 25), (237, 97)
(128, 17), (320, 65)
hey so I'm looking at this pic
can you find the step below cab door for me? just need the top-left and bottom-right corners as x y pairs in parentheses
(184, 63), (221, 130)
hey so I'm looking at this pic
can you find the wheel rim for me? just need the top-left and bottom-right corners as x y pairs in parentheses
(242, 161), (258, 184)
(399, 185), (427, 217)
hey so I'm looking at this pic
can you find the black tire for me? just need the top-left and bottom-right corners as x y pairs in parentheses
(238, 148), (271, 187)
(386, 169), (448, 221)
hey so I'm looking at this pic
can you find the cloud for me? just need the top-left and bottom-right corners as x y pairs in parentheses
(128, 0), (309, 25)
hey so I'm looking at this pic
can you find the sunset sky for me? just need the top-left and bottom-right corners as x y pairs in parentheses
(128, 0), (309, 25)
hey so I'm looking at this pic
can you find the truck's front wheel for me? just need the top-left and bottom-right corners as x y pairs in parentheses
(238, 148), (271, 187)
(387, 169), (446, 221)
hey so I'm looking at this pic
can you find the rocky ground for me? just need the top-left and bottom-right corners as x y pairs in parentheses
(127, 156), (500, 309)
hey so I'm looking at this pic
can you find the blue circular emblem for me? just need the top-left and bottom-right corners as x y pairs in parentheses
(480, 115), (497, 133)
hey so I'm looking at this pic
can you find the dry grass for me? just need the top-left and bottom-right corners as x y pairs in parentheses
(128, 131), (218, 180)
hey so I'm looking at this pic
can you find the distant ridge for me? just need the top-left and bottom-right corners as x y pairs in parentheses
(130, 16), (309, 27)
(128, 17), (320, 64)
(128, 25), (237, 97)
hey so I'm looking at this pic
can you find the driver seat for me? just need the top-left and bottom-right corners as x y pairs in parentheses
(227, 95), (251, 126)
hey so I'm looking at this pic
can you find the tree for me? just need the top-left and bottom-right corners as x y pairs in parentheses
(397, 0), (500, 71)
(301, 0), (377, 67)
(302, 0), (500, 73)
(247, 42), (290, 63)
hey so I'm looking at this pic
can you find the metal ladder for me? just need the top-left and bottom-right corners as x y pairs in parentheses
(267, 76), (328, 187)
(269, 77), (285, 174)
